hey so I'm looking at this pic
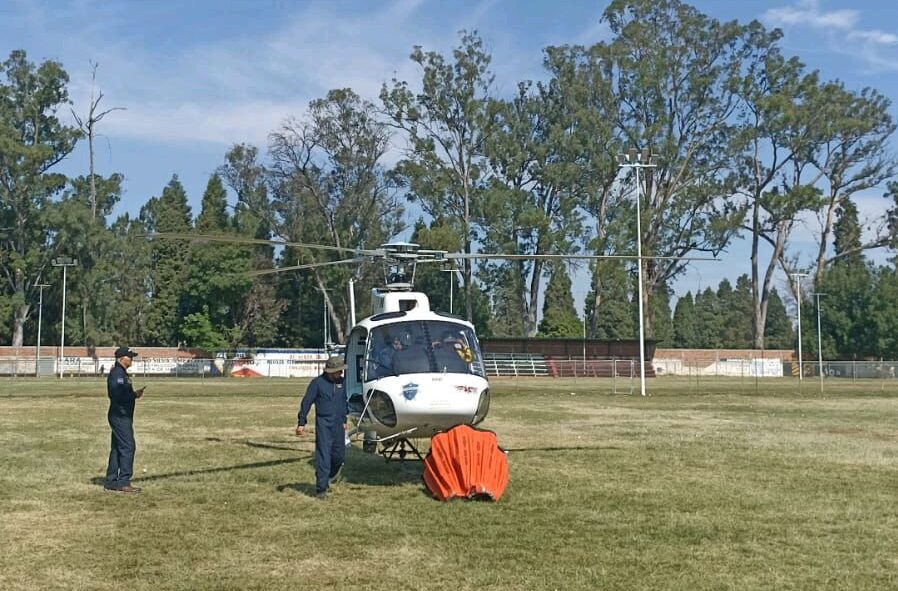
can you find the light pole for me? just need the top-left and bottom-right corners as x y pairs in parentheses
(813, 292), (827, 393)
(790, 272), (807, 381)
(319, 287), (333, 351)
(51, 257), (78, 378)
(617, 148), (657, 397)
(440, 268), (459, 314)
(582, 317), (587, 366)
(35, 282), (50, 377)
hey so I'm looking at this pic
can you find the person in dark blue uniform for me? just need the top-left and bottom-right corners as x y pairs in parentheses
(433, 331), (470, 373)
(374, 335), (404, 377)
(104, 347), (145, 494)
(295, 356), (348, 499)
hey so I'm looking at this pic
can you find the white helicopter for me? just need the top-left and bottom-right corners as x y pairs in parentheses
(341, 241), (490, 460)
(149, 232), (713, 460)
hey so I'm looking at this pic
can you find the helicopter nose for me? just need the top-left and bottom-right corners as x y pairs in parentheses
(473, 388), (490, 425)
(367, 390), (397, 427)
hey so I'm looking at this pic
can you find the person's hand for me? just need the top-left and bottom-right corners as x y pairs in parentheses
(135, 387), (145, 399)
(295, 425), (305, 437)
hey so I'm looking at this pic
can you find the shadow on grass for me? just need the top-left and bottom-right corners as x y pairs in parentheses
(271, 446), (426, 498)
(276, 481), (318, 497)
(503, 445), (622, 453)
(333, 446), (425, 487)
(89, 456), (312, 487)
(242, 440), (310, 452)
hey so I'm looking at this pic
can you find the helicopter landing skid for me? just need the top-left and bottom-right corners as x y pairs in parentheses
(380, 437), (424, 462)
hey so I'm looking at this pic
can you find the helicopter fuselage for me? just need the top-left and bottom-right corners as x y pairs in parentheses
(354, 373), (490, 438)
(343, 289), (491, 441)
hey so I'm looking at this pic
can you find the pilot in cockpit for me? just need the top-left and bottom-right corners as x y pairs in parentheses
(433, 330), (470, 373)
(374, 335), (404, 377)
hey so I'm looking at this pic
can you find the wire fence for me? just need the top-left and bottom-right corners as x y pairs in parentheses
(2, 353), (898, 384)
(0, 355), (328, 378)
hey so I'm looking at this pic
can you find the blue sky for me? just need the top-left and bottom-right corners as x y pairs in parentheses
(3, 0), (897, 308)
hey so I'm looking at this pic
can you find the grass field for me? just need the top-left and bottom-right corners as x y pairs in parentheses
(1, 376), (897, 590)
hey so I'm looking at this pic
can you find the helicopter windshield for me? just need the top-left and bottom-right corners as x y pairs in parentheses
(366, 320), (484, 379)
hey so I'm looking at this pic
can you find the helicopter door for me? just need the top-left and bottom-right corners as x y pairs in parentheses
(345, 326), (368, 402)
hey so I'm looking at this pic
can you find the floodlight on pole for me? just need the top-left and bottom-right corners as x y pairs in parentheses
(35, 283), (50, 377)
(813, 292), (827, 394)
(617, 149), (658, 397)
(440, 268), (459, 314)
(790, 272), (807, 381)
(51, 257), (78, 378)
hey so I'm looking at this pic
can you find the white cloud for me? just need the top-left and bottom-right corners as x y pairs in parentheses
(103, 100), (306, 146)
(763, 1), (898, 71)
(12, 0), (547, 149)
(764, 2), (858, 30)
(847, 30), (898, 46)
(52, 0), (438, 146)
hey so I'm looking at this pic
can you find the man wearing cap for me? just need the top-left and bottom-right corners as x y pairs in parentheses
(104, 347), (145, 494)
(296, 355), (348, 499)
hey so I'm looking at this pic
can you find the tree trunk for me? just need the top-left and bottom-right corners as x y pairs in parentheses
(12, 302), (29, 348)
(751, 198), (763, 349)
(589, 271), (602, 338)
(815, 192), (838, 287)
(525, 260), (543, 337)
(589, 198), (609, 338)
(328, 298), (345, 345)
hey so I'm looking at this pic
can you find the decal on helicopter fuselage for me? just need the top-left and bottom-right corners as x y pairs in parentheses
(402, 382), (419, 400)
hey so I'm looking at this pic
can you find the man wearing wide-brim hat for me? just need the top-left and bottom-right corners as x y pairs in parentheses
(296, 355), (348, 499)
(104, 347), (145, 494)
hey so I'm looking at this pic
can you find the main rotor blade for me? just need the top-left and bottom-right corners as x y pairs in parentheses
(247, 257), (368, 277)
(442, 253), (719, 261)
(143, 232), (383, 256)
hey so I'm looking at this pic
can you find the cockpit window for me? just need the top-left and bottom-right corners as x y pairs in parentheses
(366, 320), (484, 379)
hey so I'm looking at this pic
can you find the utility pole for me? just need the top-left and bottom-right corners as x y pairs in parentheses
(790, 272), (807, 381)
(441, 268), (459, 314)
(51, 257), (78, 378)
(319, 287), (333, 352)
(813, 292), (827, 394)
(35, 283), (50, 377)
(582, 317), (587, 374)
(617, 149), (657, 397)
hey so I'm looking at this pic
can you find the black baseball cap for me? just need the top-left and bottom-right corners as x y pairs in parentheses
(114, 347), (138, 359)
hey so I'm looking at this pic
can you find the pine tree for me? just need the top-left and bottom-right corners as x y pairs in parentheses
(221, 144), (284, 347)
(195, 174), (229, 232)
(833, 199), (863, 267)
(716, 278), (735, 346)
(142, 175), (193, 345)
(489, 265), (526, 337)
(817, 199), (873, 358)
(764, 288), (794, 350)
(719, 276), (753, 348)
(672, 292), (696, 348)
(183, 174), (251, 350)
(734, 275), (754, 348)
(868, 267), (898, 358)
(538, 265), (582, 337)
(650, 283), (673, 346)
(585, 262), (635, 339)
(693, 287), (722, 348)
